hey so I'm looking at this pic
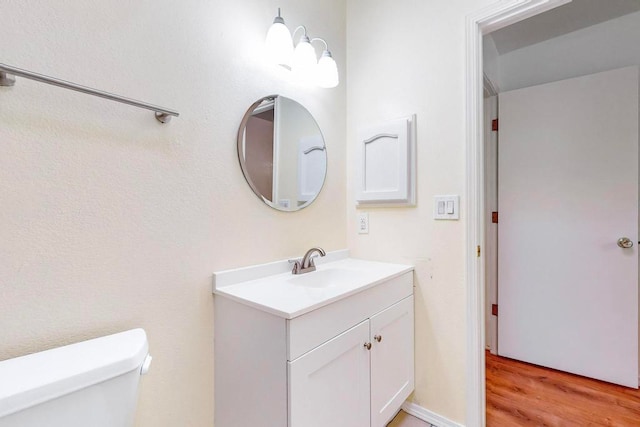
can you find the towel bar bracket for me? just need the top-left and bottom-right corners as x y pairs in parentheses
(0, 71), (15, 87)
(155, 112), (172, 124)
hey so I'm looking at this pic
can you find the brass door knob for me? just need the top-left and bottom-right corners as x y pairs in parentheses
(364, 342), (372, 350)
(374, 335), (382, 343)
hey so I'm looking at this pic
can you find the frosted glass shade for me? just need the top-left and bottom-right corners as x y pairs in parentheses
(265, 22), (293, 66)
(316, 51), (339, 88)
(291, 37), (317, 84)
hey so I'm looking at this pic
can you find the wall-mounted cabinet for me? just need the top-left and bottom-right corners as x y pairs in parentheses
(356, 115), (416, 207)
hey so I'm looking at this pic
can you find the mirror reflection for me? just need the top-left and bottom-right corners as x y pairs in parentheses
(238, 95), (327, 211)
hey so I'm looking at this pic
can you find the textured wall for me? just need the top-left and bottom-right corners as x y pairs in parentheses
(0, 1), (346, 425)
(346, 0), (496, 423)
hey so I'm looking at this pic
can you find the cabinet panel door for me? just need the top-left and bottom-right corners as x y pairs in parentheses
(370, 296), (414, 427)
(288, 320), (370, 427)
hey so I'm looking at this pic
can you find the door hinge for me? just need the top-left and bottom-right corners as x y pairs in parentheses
(491, 304), (498, 316)
(492, 119), (499, 131)
(492, 211), (498, 223)
(477, 245), (481, 257)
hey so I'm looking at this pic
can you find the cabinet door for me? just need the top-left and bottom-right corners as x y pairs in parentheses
(370, 296), (415, 427)
(288, 320), (371, 427)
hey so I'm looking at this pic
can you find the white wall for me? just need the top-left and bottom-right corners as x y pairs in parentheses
(346, 0), (496, 423)
(0, 1), (346, 426)
(497, 10), (640, 91)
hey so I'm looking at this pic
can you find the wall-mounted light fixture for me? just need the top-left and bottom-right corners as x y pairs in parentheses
(265, 8), (339, 88)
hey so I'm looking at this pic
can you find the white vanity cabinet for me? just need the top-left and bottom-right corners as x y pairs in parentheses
(214, 262), (414, 427)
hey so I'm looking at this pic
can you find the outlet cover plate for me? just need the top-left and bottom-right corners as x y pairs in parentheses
(358, 212), (369, 234)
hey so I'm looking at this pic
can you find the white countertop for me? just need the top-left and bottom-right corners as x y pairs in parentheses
(213, 253), (413, 319)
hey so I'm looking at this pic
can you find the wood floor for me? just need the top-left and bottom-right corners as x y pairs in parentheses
(486, 351), (640, 426)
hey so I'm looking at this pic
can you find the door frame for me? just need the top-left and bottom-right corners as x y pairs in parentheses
(464, 1), (572, 426)
(483, 93), (498, 356)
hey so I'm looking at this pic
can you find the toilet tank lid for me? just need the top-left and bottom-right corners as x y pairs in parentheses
(0, 328), (149, 418)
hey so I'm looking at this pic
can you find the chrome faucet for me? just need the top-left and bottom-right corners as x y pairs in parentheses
(290, 247), (326, 275)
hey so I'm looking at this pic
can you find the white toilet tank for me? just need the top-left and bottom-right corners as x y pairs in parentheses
(0, 328), (151, 427)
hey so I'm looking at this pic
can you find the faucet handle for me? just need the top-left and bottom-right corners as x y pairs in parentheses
(308, 253), (321, 267)
(288, 259), (302, 274)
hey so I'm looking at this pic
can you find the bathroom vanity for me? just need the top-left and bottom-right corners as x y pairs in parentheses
(213, 251), (414, 427)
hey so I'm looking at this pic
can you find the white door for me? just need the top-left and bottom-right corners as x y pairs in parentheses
(370, 296), (415, 427)
(498, 66), (639, 388)
(288, 320), (371, 427)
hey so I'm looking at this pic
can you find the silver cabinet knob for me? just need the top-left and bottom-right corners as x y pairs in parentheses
(374, 335), (382, 343)
(617, 237), (634, 249)
(364, 342), (372, 350)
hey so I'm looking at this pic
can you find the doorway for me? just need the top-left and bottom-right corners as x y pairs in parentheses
(490, 66), (639, 387)
(466, 0), (640, 425)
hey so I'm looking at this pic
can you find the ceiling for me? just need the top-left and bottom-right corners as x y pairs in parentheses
(490, 0), (640, 55)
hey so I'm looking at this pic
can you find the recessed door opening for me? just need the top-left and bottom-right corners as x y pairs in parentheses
(480, 1), (640, 425)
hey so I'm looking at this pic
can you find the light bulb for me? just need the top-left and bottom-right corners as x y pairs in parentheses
(265, 10), (293, 67)
(316, 50), (339, 88)
(291, 35), (317, 84)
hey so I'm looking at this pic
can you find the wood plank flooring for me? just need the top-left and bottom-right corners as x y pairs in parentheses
(486, 351), (640, 426)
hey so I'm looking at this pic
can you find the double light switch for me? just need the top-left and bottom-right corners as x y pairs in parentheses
(434, 195), (460, 220)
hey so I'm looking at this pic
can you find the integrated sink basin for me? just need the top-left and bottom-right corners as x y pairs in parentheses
(286, 268), (363, 288)
(212, 249), (413, 319)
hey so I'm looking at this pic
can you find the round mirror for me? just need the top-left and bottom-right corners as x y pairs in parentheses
(237, 95), (327, 211)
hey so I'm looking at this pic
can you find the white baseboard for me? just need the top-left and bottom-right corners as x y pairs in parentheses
(401, 401), (464, 427)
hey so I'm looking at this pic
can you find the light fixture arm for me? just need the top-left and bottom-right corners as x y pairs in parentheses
(292, 25), (309, 42)
(310, 38), (329, 51)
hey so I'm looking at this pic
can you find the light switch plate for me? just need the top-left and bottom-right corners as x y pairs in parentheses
(358, 212), (369, 234)
(434, 195), (460, 220)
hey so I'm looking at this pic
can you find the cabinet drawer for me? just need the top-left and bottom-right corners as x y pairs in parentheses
(287, 272), (413, 361)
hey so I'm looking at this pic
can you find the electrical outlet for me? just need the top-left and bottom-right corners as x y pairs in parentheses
(358, 212), (369, 234)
